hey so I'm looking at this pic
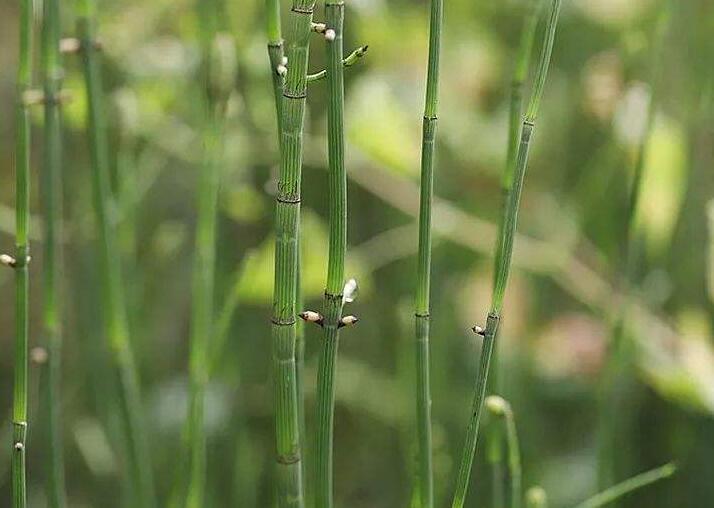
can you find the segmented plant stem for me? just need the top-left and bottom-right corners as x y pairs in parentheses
(77, 2), (156, 506)
(315, 3), (347, 507)
(41, 0), (67, 503)
(12, 0), (33, 503)
(451, 2), (562, 507)
(413, 0), (442, 504)
(272, 1), (316, 506)
(266, 0), (284, 130)
(575, 463), (676, 508)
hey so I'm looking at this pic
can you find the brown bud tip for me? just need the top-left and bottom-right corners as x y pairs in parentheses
(300, 311), (323, 323)
(472, 325), (485, 336)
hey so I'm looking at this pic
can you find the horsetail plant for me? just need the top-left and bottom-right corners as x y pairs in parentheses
(270, 0), (317, 505)
(312, 3), (353, 506)
(41, 0), (68, 503)
(185, 1), (234, 505)
(413, 0), (443, 503)
(9, 0), (34, 503)
(76, 1), (156, 505)
(485, 396), (522, 508)
(451, 1), (563, 506)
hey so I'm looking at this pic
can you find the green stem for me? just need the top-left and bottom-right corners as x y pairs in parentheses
(77, 2), (156, 506)
(12, 0), (33, 503)
(266, 0), (284, 131)
(315, 3), (348, 507)
(413, 0), (442, 504)
(451, 2), (562, 507)
(272, 1), (316, 506)
(485, 396), (522, 508)
(574, 463), (676, 508)
(306, 45), (368, 82)
(41, 0), (67, 504)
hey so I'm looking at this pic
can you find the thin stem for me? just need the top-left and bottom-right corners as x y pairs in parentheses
(271, 0), (316, 506)
(314, 3), (347, 508)
(185, 1), (231, 504)
(12, 0), (33, 503)
(306, 45), (368, 82)
(451, 2), (563, 507)
(41, 0), (67, 503)
(413, 0), (442, 503)
(266, 0), (284, 131)
(574, 463), (676, 508)
(485, 397), (522, 508)
(77, 1), (156, 506)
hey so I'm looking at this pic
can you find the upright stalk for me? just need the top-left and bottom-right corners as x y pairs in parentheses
(450, 2), (563, 507)
(314, 4), (347, 508)
(11, 0), (33, 503)
(185, 1), (231, 505)
(485, 396), (522, 508)
(413, 0), (443, 504)
(271, 0), (316, 505)
(41, 0), (67, 504)
(77, 2), (156, 506)
(575, 463), (676, 508)
(266, 0), (284, 130)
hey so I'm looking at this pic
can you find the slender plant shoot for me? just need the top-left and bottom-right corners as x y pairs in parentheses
(413, 0), (443, 504)
(314, 2), (349, 507)
(271, 0), (317, 505)
(575, 463), (676, 508)
(451, 2), (563, 507)
(41, 0), (68, 503)
(11, 0), (33, 503)
(185, 1), (233, 505)
(77, 1), (156, 505)
(485, 396), (522, 508)
(266, 0), (284, 130)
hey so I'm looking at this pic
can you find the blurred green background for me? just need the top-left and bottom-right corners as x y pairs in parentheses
(1, 0), (713, 506)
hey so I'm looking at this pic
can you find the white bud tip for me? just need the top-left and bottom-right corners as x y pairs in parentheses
(14, 442), (24, 451)
(472, 325), (484, 335)
(0, 254), (16, 267)
(341, 315), (359, 327)
(31, 347), (49, 364)
(59, 37), (81, 53)
(485, 395), (509, 416)
(526, 487), (547, 505)
(342, 278), (358, 304)
(300, 311), (322, 323)
(277, 65), (288, 77)
(325, 29), (336, 41)
(281, 56), (288, 66)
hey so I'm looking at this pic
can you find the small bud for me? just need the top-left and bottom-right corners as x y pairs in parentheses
(300, 311), (323, 324)
(311, 22), (327, 33)
(281, 56), (288, 66)
(342, 278), (358, 304)
(0, 254), (16, 267)
(59, 37), (81, 54)
(472, 325), (485, 336)
(14, 442), (24, 451)
(277, 65), (288, 77)
(324, 29), (336, 42)
(31, 347), (48, 365)
(339, 315), (359, 328)
(485, 395), (509, 417)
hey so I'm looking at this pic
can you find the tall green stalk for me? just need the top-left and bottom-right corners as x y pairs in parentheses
(271, 0), (316, 505)
(11, 0), (33, 504)
(314, 3), (347, 507)
(575, 463), (676, 508)
(485, 396), (522, 508)
(41, 0), (67, 504)
(185, 1), (231, 505)
(266, 0), (284, 130)
(413, 0), (443, 504)
(451, 2), (562, 507)
(77, 2), (156, 506)
(488, 4), (540, 502)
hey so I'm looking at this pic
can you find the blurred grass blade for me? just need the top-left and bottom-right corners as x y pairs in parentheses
(574, 463), (676, 508)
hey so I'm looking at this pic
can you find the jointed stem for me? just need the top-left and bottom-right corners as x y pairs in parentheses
(12, 0), (33, 503)
(451, 2), (563, 506)
(77, 1), (156, 505)
(414, 0), (443, 504)
(314, 3), (347, 507)
(42, 0), (68, 503)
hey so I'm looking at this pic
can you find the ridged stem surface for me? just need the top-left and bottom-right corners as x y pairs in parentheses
(413, 0), (442, 504)
(41, 0), (67, 503)
(314, 3), (347, 508)
(451, 2), (562, 507)
(271, 1), (316, 506)
(77, 2), (156, 505)
(12, 0), (33, 503)
(266, 0), (284, 130)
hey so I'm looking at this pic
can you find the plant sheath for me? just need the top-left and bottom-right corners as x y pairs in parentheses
(314, 3), (348, 508)
(271, 0), (316, 506)
(41, 0), (68, 503)
(414, 0), (443, 504)
(451, 1), (563, 507)
(77, 1), (156, 506)
(12, 0), (33, 503)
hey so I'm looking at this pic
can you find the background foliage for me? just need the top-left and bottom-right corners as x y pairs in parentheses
(0, 0), (713, 506)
